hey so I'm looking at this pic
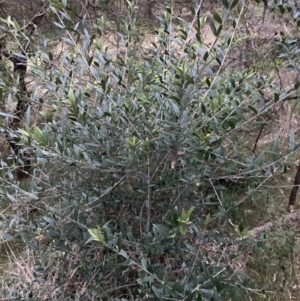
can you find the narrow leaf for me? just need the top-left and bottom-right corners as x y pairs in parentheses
(290, 129), (295, 151)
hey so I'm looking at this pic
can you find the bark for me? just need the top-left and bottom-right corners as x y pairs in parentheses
(0, 6), (48, 180)
(250, 209), (300, 238)
(289, 163), (300, 208)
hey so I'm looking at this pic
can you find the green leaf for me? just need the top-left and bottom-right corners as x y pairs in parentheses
(119, 249), (128, 258)
(178, 206), (195, 223)
(153, 224), (170, 238)
(289, 129), (295, 151)
(272, 137), (280, 160)
(25, 241), (39, 251)
(228, 120), (235, 129)
(6, 193), (16, 202)
(61, 0), (67, 8)
(88, 226), (104, 242)
(73, 145), (84, 160)
(152, 286), (162, 298)
(179, 225), (188, 235)
(54, 243), (72, 252)
(222, 0), (229, 9)
(216, 25), (223, 36)
(209, 18), (217, 36)
(141, 257), (147, 270)
(68, 88), (75, 104)
(126, 136), (137, 149)
(230, 0), (239, 10)
(42, 216), (55, 225)
(204, 213), (211, 227)
(238, 221), (244, 233)
(278, 5), (285, 14)
(18, 128), (31, 137)
(53, 21), (65, 29)
(248, 105), (257, 114)
(2, 233), (13, 240)
(286, 65), (296, 71)
(117, 234), (123, 250)
(185, 206), (195, 219)
(61, 37), (75, 45)
(33, 126), (46, 145)
(0, 112), (19, 119)
(12, 20), (20, 31)
(26, 106), (31, 125)
(206, 77), (211, 87)
(213, 12), (222, 24)
(199, 131), (205, 142)
(190, 5), (195, 15)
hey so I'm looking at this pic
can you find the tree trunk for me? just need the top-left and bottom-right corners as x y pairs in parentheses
(288, 163), (300, 212)
(0, 6), (48, 180)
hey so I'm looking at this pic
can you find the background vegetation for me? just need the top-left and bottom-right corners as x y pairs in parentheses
(1, 0), (300, 300)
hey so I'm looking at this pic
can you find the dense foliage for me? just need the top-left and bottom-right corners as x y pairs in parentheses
(1, 0), (300, 300)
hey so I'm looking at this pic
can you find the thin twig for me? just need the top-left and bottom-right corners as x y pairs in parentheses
(146, 149), (152, 232)
(252, 115), (272, 154)
(82, 174), (127, 209)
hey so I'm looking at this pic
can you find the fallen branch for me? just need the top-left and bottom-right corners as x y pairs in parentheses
(250, 209), (300, 238)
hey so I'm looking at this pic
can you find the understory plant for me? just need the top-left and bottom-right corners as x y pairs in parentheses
(1, 0), (300, 300)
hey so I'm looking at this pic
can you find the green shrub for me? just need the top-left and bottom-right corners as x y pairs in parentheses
(2, 0), (300, 300)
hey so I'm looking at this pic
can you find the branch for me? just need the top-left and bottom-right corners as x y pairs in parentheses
(252, 115), (272, 154)
(251, 209), (300, 238)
